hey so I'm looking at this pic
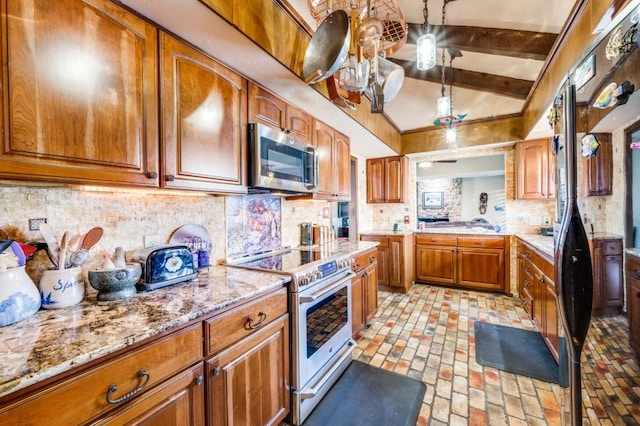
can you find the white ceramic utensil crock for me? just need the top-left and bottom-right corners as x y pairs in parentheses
(39, 266), (84, 309)
(0, 266), (41, 326)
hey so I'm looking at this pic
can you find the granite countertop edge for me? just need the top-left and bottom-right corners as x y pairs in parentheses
(515, 233), (554, 258)
(360, 229), (507, 236)
(0, 265), (290, 399)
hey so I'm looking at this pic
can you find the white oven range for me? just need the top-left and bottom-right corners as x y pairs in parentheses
(225, 247), (355, 425)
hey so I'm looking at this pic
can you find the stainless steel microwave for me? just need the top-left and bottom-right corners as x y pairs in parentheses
(248, 123), (318, 194)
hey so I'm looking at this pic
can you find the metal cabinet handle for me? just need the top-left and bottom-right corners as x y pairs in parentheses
(246, 312), (267, 330)
(195, 375), (204, 386)
(166, 175), (175, 182)
(539, 277), (545, 284)
(147, 171), (158, 179)
(634, 269), (640, 280)
(106, 370), (150, 404)
(213, 367), (221, 376)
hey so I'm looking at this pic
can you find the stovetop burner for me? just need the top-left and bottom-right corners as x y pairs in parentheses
(224, 246), (353, 291)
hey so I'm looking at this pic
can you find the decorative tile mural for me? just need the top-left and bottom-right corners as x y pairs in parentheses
(226, 195), (281, 258)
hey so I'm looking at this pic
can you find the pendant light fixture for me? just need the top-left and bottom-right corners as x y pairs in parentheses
(436, 0), (451, 120)
(432, 0), (466, 144)
(416, 0), (436, 70)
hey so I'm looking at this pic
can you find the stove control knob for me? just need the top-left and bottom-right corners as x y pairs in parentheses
(298, 276), (309, 287)
(307, 272), (317, 283)
(314, 270), (323, 280)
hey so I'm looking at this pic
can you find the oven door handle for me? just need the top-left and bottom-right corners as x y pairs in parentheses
(298, 273), (354, 303)
(298, 340), (355, 399)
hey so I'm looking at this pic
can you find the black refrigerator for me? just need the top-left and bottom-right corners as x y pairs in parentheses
(553, 82), (593, 426)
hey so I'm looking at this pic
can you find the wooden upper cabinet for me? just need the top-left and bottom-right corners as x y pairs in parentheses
(367, 158), (386, 203)
(583, 133), (612, 196)
(299, 120), (350, 201)
(334, 130), (351, 199)
(0, 0), (159, 186)
(314, 120), (335, 196)
(515, 138), (555, 200)
(248, 83), (312, 144)
(385, 156), (407, 203)
(286, 104), (313, 145)
(160, 33), (246, 193)
(367, 156), (408, 203)
(249, 83), (286, 130)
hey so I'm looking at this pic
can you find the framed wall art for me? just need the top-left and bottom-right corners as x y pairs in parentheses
(422, 192), (444, 208)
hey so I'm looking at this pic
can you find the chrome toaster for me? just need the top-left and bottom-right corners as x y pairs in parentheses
(131, 245), (197, 291)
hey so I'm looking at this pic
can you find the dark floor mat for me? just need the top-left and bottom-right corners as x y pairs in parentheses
(475, 321), (567, 386)
(303, 360), (426, 426)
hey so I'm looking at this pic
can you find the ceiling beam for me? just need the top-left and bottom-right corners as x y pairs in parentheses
(389, 58), (533, 99)
(406, 24), (557, 61)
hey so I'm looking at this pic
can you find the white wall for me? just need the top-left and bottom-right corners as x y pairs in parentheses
(460, 175), (506, 230)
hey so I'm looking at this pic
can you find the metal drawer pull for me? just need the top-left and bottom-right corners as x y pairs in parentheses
(246, 312), (267, 329)
(106, 370), (150, 404)
(195, 375), (204, 386)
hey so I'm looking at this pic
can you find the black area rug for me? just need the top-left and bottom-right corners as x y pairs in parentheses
(303, 360), (426, 426)
(474, 321), (568, 386)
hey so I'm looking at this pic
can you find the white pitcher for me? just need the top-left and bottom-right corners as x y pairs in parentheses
(39, 267), (85, 309)
(0, 266), (41, 326)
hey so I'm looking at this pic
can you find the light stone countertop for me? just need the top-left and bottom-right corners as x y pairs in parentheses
(626, 248), (640, 258)
(359, 230), (415, 236)
(360, 228), (505, 236)
(516, 234), (554, 258)
(0, 266), (290, 399)
(304, 239), (380, 253)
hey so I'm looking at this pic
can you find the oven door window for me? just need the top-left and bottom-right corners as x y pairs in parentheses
(305, 286), (348, 358)
(260, 137), (315, 185)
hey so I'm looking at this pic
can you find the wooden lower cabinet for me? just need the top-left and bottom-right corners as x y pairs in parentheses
(415, 234), (509, 293)
(205, 315), (290, 426)
(626, 253), (640, 361)
(415, 236), (457, 285)
(95, 363), (205, 425)
(360, 234), (414, 293)
(0, 287), (291, 426)
(517, 238), (559, 360)
(204, 287), (290, 426)
(351, 248), (378, 337)
(589, 236), (624, 316)
(0, 325), (203, 425)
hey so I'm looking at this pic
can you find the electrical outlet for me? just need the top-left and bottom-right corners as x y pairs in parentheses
(403, 215), (410, 224)
(529, 215), (542, 226)
(543, 216), (551, 226)
(29, 218), (47, 231)
(144, 234), (163, 248)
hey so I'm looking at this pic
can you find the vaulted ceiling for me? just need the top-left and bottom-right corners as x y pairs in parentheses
(289, 0), (576, 133)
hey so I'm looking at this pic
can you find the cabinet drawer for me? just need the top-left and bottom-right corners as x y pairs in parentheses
(458, 237), (504, 249)
(415, 234), (457, 246)
(205, 287), (288, 356)
(602, 240), (622, 255)
(0, 324), (203, 425)
(352, 248), (377, 273)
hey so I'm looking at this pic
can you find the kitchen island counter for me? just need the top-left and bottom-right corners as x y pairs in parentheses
(0, 266), (290, 399)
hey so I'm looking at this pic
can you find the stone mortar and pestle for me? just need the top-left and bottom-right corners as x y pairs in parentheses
(88, 247), (141, 301)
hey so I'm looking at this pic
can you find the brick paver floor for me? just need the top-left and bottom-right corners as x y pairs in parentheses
(352, 284), (640, 426)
